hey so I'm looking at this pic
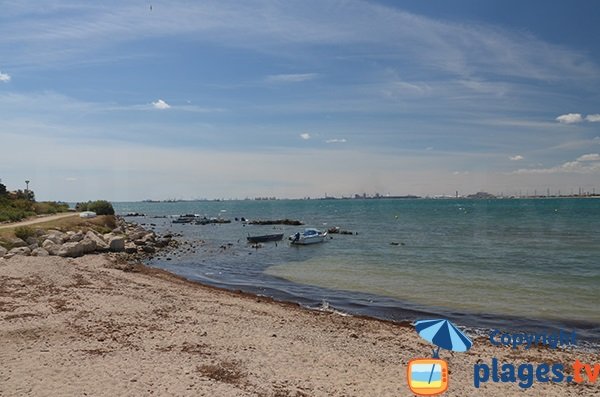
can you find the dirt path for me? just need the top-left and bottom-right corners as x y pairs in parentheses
(0, 212), (78, 230)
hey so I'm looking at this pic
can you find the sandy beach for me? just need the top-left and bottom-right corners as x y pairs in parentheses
(1, 254), (598, 396)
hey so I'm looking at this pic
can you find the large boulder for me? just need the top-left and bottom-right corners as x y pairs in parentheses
(26, 236), (38, 246)
(79, 238), (97, 254)
(46, 231), (66, 245)
(58, 242), (84, 258)
(31, 248), (49, 257)
(8, 237), (27, 248)
(85, 231), (109, 252)
(8, 246), (31, 256)
(109, 236), (125, 252)
(0, 246), (8, 257)
(42, 239), (61, 256)
(69, 231), (84, 243)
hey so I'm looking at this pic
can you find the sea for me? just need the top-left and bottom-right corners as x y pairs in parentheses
(113, 198), (600, 342)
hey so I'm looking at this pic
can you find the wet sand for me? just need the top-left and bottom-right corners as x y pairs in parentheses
(0, 255), (597, 396)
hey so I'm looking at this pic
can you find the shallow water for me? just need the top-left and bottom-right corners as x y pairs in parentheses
(114, 198), (600, 340)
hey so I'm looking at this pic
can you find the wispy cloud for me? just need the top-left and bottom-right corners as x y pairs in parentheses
(556, 113), (600, 124)
(300, 132), (311, 140)
(514, 153), (600, 174)
(325, 138), (347, 144)
(556, 113), (583, 124)
(266, 73), (318, 83)
(0, 71), (10, 82)
(586, 114), (600, 122)
(509, 155), (524, 161)
(577, 153), (600, 162)
(3, 1), (598, 84)
(152, 99), (170, 110)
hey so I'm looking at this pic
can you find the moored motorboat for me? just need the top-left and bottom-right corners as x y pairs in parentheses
(246, 233), (284, 243)
(289, 228), (327, 245)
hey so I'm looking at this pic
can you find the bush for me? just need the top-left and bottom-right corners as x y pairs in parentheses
(76, 200), (115, 216)
(34, 202), (70, 215)
(14, 226), (36, 241)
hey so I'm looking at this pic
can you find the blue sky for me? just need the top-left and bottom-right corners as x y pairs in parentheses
(1, 0), (599, 201)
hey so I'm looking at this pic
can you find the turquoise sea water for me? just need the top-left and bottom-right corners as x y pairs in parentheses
(114, 198), (600, 339)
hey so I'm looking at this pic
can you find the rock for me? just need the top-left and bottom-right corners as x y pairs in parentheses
(58, 242), (84, 258)
(142, 245), (156, 254)
(26, 236), (38, 245)
(133, 239), (146, 246)
(80, 238), (97, 254)
(31, 248), (49, 257)
(109, 236), (125, 252)
(112, 227), (124, 234)
(0, 246), (7, 257)
(42, 239), (61, 255)
(69, 231), (84, 242)
(128, 231), (147, 241)
(8, 246), (31, 256)
(8, 237), (27, 248)
(46, 231), (66, 245)
(124, 243), (137, 254)
(85, 231), (109, 252)
(155, 238), (170, 248)
(28, 243), (39, 251)
(142, 233), (156, 243)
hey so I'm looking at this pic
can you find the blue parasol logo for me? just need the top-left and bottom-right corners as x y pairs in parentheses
(415, 319), (473, 357)
(407, 319), (473, 395)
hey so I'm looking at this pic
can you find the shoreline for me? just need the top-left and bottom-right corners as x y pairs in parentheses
(1, 254), (598, 396)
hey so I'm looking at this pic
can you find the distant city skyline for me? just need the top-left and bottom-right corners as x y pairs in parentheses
(1, 1), (599, 201)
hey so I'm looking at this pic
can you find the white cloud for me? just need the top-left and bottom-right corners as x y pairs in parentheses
(300, 132), (311, 140)
(509, 155), (524, 161)
(586, 114), (600, 122)
(325, 138), (347, 144)
(65, 177), (77, 182)
(152, 99), (170, 110)
(576, 153), (600, 162)
(513, 154), (600, 175)
(266, 73), (318, 83)
(0, 72), (10, 82)
(556, 113), (583, 124)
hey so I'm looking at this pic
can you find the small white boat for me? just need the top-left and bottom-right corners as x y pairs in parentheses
(289, 228), (327, 245)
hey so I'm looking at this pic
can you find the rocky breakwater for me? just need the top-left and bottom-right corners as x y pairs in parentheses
(0, 217), (177, 260)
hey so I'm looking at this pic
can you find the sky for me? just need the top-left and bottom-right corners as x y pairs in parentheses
(1, 0), (599, 201)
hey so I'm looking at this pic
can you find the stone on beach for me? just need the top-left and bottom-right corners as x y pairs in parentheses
(7, 237), (27, 248)
(85, 231), (109, 252)
(8, 246), (31, 256)
(31, 247), (49, 257)
(58, 241), (85, 258)
(109, 236), (125, 252)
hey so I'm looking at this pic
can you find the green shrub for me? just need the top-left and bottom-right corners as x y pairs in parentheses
(76, 200), (115, 216)
(14, 226), (36, 241)
(34, 201), (70, 215)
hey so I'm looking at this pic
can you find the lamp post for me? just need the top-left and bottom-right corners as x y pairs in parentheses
(25, 180), (30, 199)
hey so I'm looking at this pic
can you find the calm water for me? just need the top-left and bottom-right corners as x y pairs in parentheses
(114, 198), (600, 340)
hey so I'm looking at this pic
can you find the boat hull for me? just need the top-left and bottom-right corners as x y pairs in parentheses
(246, 233), (284, 243)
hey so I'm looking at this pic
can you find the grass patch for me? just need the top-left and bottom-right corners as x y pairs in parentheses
(14, 226), (36, 241)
